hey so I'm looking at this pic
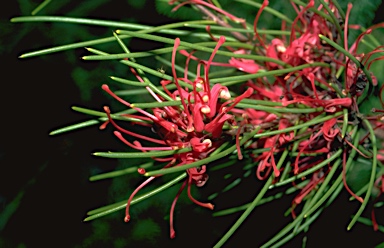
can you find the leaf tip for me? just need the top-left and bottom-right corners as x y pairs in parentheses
(49, 130), (58, 136)
(83, 216), (92, 222)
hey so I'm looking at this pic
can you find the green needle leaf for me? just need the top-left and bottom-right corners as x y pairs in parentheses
(11, 16), (214, 33)
(214, 180), (308, 217)
(347, 119), (377, 230)
(115, 30), (287, 66)
(144, 127), (261, 177)
(93, 147), (192, 159)
(318, 34), (374, 96)
(19, 35), (130, 58)
(184, 24), (293, 36)
(72, 106), (148, 123)
(234, 103), (323, 114)
(269, 149), (343, 189)
(16, 18), (217, 58)
(31, 0), (52, 15)
(234, 0), (294, 24)
(49, 120), (101, 136)
(84, 173), (187, 221)
(82, 41), (254, 60)
(89, 162), (154, 181)
(109, 76), (149, 87)
(253, 112), (343, 140)
(84, 47), (193, 92)
(131, 101), (184, 108)
(211, 62), (330, 86)
(214, 144), (290, 247)
(49, 108), (138, 135)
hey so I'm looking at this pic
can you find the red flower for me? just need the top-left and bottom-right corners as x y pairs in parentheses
(229, 49), (261, 73)
(99, 34), (254, 238)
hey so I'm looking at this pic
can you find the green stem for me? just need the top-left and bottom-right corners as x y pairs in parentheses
(302, 158), (342, 215)
(253, 112), (343, 139)
(360, 27), (381, 48)
(131, 101), (185, 108)
(261, 154), (342, 247)
(84, 173), (187, 221)
(261, 211), (306, 247)
(212, 62), (329, 86)
(11, 16), (215, 34)
(94, 147), (192, 159)
(85, 47), (193, 92)
(263, 126), (357, 246)
(19, 35), (129, 58)
(235, 103), (323, 114)
(238, 97), (282, 106)
(279, 124), (306, 182)
(234, 0), (293, 24)
(280, 181), (345, 247)
(269, 165), (346, 247)
(349, 183), (369, 201)
(214, 146), (289, 247)
(113, 80), (177, 97)
(291, 0), (334, 24)
(49, 108), (139, 135)
(144, 127), (261, 176)
(111, 32), (181, 106)
(360, 38), (379, 51)
(49, 119), (102, 135)
(155, 55), (197, 79)
(347, 119), (377, 230)
(71, 106), (149, 123)
(110, 76), (149, 87)
(31, 0), (51, 15)
(210, 158), (237, 172)
(318, 34), (374, 92)
(213, 180), (308, 217)
(83, 41), (255, 60)
(318, 0), (343, 41)
(184, 24), (293, 35)
(331, 0), (346, 20)
(269, 149), (343, 189)
(89, 162), (153, 181)
(132, 100), (322, 114)
(115, 30), (288, 66)
(16, 19), (217, 58)
(303, 160), (343, 218)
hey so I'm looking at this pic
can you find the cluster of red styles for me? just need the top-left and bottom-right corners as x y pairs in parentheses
(99, 0), (384, 238)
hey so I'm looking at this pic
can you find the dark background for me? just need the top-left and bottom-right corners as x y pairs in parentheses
(1, 1), (384, 247)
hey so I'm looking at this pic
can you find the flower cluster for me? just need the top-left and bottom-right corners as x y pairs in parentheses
(32, 0), (384, 246)
(101, 34), (258, 237)
(88, 0), (384, 243)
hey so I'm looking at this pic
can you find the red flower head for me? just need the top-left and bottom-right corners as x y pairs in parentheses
(100, 34), (254, 238)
